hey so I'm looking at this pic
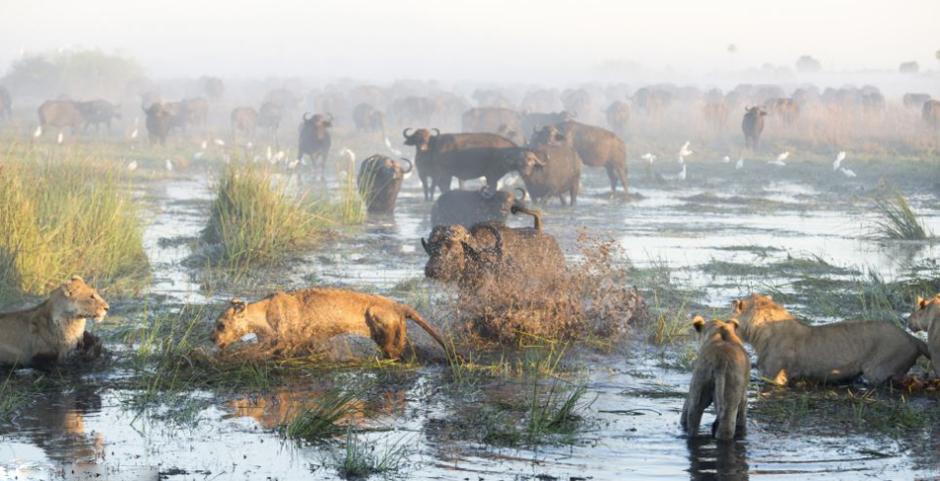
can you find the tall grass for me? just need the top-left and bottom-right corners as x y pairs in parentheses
(873, 191), (932, 240)
(0, 154), (148, 301)
(280, 389), (361, 443)
(331, 430), (410, 479)
(203, 164), (365, 269)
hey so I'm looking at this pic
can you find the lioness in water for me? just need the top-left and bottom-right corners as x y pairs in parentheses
(908, 294), (940, 376)
(0, 276), (109, 367)
(730, 293), (929, 385)
(213, 287), (450, 359)
(681, 316), (749, 441)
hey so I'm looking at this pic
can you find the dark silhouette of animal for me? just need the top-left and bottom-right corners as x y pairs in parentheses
(38, 100), (84, 134)
(143, 102), (173, 145)
(402, 129), (517, 200)
(257, 101), (284, 138)
(429, 142), (541, 196)
(462, 108), (523, 140)
(352, 103), (385, 133)
(75, 100), (121, 132)
(230, 107), (258, 140)
(521, 111), (573, 140)
(741, 106), (766, 150)
(514, 138), (581, 206)
(531, 122), (626, 196)
(923, 100), (940, 128)
(605, 102), (630, 137)
(431, 187), (527, 228)
(903, 93), (931, 110)
(298, 113), (333, 179)
(357, 154), (412, 215)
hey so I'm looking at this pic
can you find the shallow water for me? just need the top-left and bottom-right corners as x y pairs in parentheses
(2, 158), (939, 480)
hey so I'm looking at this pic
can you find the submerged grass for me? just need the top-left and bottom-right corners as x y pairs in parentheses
(331, 430), (411, 479)
(872, 190), (932, 240)
(0, 152), (148, 301)
(281, 389), (362, 444)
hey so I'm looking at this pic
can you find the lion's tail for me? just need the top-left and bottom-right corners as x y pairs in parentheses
(403, 306), (451, 355)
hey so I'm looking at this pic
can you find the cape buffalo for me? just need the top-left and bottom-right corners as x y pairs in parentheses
(531, 122), (627, 196)
(298, 112), (333, 179)
(521, 111), (573, 140)
(231, 107), (257, 141)
(431, 187), (527, 228)
(605, 102), (630, 138)
(462, 108), (524, 143)
(403, 129), (518, 201)
(75, 100), (121, 132)
(924, 100), (940, 129)
(257, 101), (284, 134)
(38, 100), (84, 134)
(903, 93), (931, 110)
(742, 106), (767, 150)
(352, 103), (385, 133)
(515, 139), (581, 206)
(357, 154), (412, 215)
(144, 102), (173, 145)
(430, 142), (543, 196)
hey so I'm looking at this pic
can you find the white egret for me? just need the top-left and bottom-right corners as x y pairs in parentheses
(833, 151), (846, 171)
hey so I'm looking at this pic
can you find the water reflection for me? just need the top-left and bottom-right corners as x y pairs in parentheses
(687, 437), (749, 481)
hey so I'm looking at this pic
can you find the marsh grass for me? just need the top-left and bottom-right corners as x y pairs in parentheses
(0, 372), (29, 423)
(331, 430), (411, 479)
(0, 152), (148, 301)
(281, 389), (362, 443)
(873, 190), (932, 240)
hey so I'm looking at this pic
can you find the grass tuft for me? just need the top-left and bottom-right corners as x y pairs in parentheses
(873, 190), (931, 240)
(281, 389), (361, 443)
(330, 430), (410, 479)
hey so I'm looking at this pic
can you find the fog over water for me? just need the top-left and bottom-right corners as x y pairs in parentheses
(1, 0), (938, 83)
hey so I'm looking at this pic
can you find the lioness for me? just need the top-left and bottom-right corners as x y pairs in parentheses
(908, 294), (940, 376)
(730, 293), (929, 385)
(213, 287), (450, 360)
(681, 316), (749, 441)
(0, 276), (109, 367)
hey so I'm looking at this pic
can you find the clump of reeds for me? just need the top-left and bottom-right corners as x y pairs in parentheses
(280, 389), (361, 443)
(873, 190), (931, 240)
(330, 430), (410, 479)
(0, 155), (148, 301)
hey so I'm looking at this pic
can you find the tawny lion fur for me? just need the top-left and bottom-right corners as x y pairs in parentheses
(681, 316), (749, 441)
(0, 276), (109, 367)
(730, 293), (929, 385)
(213, 287), (449, 359)
(908, 294), (940, 376)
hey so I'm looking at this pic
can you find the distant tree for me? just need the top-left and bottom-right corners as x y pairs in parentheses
(199, 76), (224, 101)
(899, 61), (919, 74)
(1, 49), (144, 101)
(795, 55), (822, 73)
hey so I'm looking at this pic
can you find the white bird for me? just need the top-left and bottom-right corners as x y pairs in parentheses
(339, 147), (356, 165)
(214, 138), (225, 147)
(767, 158), (786, 167)
(722, 155), (731, 163)
(641, 152), (657, 164)
(832, 151), (846, 171)
(57, 132), (64, 144)
(192, 151), (205, 160)
(840, 167), (856, 178)
(287, 159), (300, 169)
(200, 140), (208, 150)
(273, 150), (286, 163)
(678, 163), (687, 180)
(130, 128), (138, 139)
(126, 161), (138, 172)
(679, 141), (693, 158)
(266, 146), (273, 162)
(33, 126), (42, 138)
(735, 157), (744, 169)
(165, 159), (174, 172)
(776, 151), (790, 162)
(385, 137), (404, 157)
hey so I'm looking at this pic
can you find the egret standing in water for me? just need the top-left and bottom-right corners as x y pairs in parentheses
(768, 151), (788, 167)
(833, 151), (846, 171)
(735, 157), (744, 169)
(678, 141), (693, 164)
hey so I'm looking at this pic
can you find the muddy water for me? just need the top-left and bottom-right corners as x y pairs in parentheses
(2, 160), (939, 480)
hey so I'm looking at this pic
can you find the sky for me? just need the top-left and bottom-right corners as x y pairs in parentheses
(0, 0), (937, 82)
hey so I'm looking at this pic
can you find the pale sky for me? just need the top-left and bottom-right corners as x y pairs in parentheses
(0, 0), (937, 82)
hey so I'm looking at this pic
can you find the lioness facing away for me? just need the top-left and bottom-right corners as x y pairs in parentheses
(731, 293), (929, 385)
(908, 294), (940, 376)
(0, 276), (109, 367)
(681, 316), (749, 441)
(213, 287), (450, 360)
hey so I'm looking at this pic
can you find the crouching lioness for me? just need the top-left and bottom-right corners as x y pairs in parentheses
(730, 293), (929, 385)
(0, 276), (109, 367)
(682, 316), (749, 441)
(213, 287), (450, 359)
(908, 294), (940, 376)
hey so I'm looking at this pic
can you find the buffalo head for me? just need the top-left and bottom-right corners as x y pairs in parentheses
(402, 127), (440, 152)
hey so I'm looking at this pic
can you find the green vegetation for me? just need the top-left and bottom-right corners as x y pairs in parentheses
(873, 191), (932, 240)
(2, 49), (144, 99)
(330, 431), (411, 479)
(280, 389), (362, 444)
(0, 153), (148, 301)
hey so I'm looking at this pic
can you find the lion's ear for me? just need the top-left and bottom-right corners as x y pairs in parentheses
(692, 315), (706, 332)
(231, 299), (247, 312)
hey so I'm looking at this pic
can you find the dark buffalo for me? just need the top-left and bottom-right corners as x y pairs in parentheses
(0, 86), (11, 119)
(230, 107), (257, 140)
(560, 89), (592, 118)
(462, 108), (523, 143)
(903, 93), (931, 110)
(431, 187), (527, 228)
(605, 102), (631, 138)
(741, 106), (767, 150)
(352, 103), (385, 133)
(514, 139), (581, 206)
(428, 139), (538, 196)
(257, 101), (284, 133)
(521, 111), (573, 139)
(38, 100), (84, 133)
(924, 100), (940, 128)
(179, 97), (208, 131)
(298, 112), (333, 179)
(75, 100), (121, 132)
(531, 121), (627, 196)
(143, 102), (173, 145)
(199, 76), (225, 100)
(421, 216), (565, 290)
(763, 98), (799, 125)
(402, 129), (518, 201)
(357, 154), (412, 215)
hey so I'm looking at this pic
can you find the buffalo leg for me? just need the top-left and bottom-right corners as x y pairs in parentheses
(569, 181), (579, 206)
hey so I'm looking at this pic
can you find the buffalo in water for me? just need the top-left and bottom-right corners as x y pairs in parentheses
(257, 101), (284, 136)
(298, 113), (333, 179)
(742, 106), (767, 150)
(0, 87), (12, 119)
(403, 128), (519, 201)
(531, 122), (627, 196)
(75, 100), (121, 132)
(462, 108), (524, 144)
(357, 154), (412, 215)
(352, 103), (385, 134)
(143, 102), (173, 145)
(521, 111), (573, 140)
(431, 187), (527, 228)
(38, 100), (84, 135)
(516, 133), (581, 206)
(230, 107), (257, 141)
(605, 102), (630, 138)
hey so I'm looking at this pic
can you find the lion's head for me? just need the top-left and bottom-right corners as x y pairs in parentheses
(728, 293), (794, 339)
(692, 315), (742, 344)
(909, 294), (940, 332)
(49, 276), (109, 322)
(213, 299), (252, 348)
